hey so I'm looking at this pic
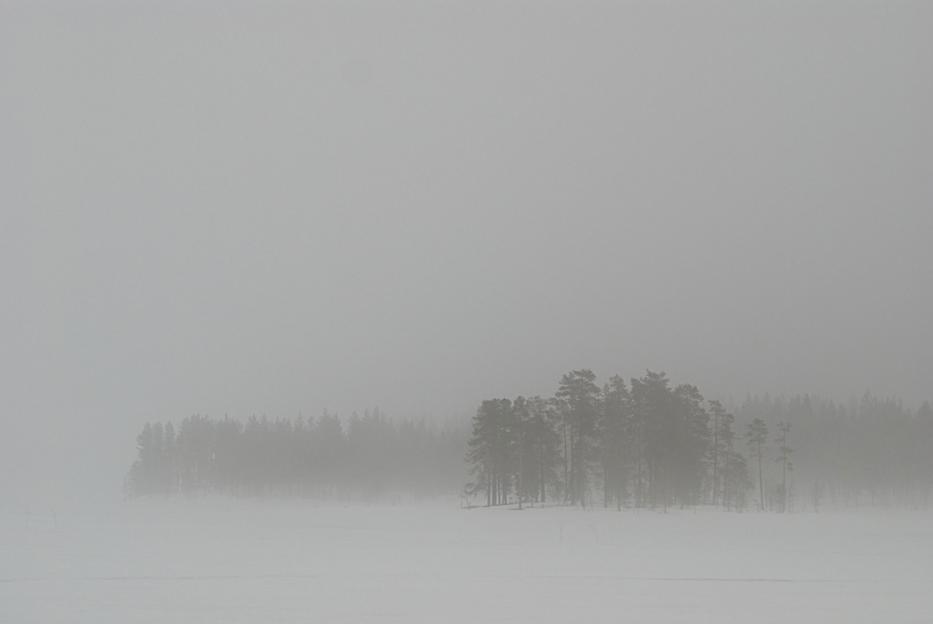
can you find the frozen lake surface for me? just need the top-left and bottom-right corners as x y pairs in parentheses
(3, 500), (932, 623)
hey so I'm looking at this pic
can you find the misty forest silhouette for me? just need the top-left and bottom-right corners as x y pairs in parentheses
(126, 370), (933, 510)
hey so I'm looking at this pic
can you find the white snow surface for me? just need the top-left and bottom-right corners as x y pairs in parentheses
(3, 500), (931, 623)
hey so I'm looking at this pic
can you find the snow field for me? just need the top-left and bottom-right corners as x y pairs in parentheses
(2, 500), (931, 623)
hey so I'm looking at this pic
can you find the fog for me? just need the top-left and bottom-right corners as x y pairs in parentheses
(2, 1), (932, 504)
(3, 2), (933, 621)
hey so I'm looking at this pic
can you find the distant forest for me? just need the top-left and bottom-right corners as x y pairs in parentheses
(126, 370), (933, 510)
(126, 409), (467, 500)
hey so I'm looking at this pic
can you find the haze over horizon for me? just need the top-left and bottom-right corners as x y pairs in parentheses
(2, 0), (931, 504)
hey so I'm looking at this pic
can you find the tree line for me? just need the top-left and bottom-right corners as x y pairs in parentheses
(736, 393), (933, 509)
(125, 409), (468, 500)
(125, 372), (933, 511)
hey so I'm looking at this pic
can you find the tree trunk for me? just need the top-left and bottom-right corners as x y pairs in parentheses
(757, 442), (764, 511)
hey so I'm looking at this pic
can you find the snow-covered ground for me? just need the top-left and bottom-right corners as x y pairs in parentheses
(3, 500), (931, 623)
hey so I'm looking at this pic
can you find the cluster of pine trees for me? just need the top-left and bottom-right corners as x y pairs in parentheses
(125, 410), (467, 500)
(466, 370), (753, 510)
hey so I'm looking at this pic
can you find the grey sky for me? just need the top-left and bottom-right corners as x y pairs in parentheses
(2, 0), (931, 503)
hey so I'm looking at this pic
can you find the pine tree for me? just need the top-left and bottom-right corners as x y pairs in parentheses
(775, 421), (793, 512)
(672, 384), (710, 506)
(466, 399), (514, 506)
(599, 376), (631, 510)
(631, 371), (678, 508)
(555, 370), (602, 507)
(709, 400), (737, 506)
(746, 418), (768, 511)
